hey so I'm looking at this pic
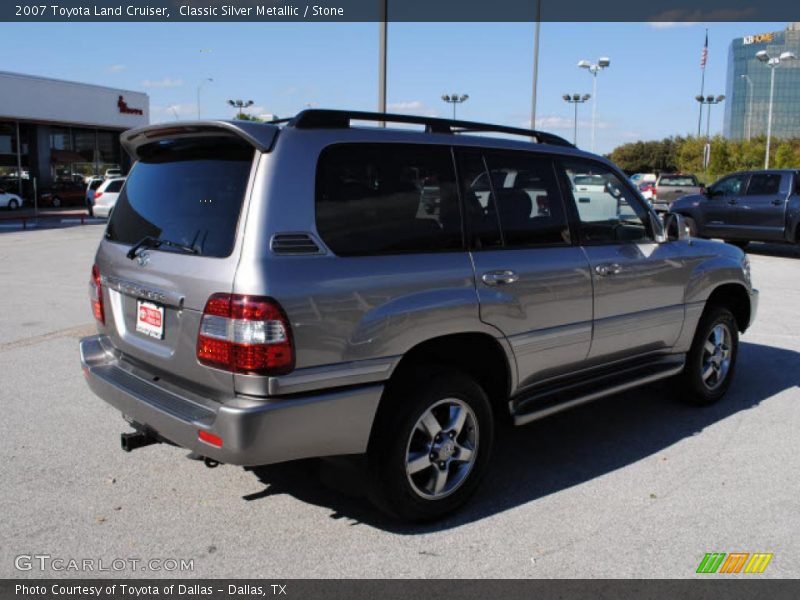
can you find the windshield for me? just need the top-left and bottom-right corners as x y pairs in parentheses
(105, 137), (254, 258)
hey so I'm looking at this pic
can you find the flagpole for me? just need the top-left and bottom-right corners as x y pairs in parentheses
(697, 28), (708, 136)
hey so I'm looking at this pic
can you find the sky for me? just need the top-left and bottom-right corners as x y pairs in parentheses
(2, 21), (789, 154)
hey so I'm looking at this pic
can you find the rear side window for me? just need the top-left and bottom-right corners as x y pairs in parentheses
(89, 180), (103, 190)
(315, 144), (462, 256)
(106, 137), (253, 258)
(105, 180), (124, 193)
(746, 173), (781, 196)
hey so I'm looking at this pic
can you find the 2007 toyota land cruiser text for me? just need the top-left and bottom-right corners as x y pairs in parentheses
(80, 110), (758, 521)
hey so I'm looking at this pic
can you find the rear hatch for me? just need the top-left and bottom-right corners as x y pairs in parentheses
(94, 130), (265, 399)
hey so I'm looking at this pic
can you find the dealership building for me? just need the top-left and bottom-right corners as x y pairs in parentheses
(0, 71), (149, 198)
(723, 23), (800, 140)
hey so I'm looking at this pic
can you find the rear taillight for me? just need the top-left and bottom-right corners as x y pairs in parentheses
(89, 264), (104, 324)
(94, 192), (103, 199)
(197, 294), (294, 375)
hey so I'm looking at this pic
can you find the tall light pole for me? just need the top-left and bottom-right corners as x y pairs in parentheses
(530, 0), (542, 138)
(562, 93), (590, 146)
(740, 74), (753, 141)
(578, 57), (610, 153)
(227, 99), (254, 119)
(695, 94), (725, 170)
(197, 77), (213, 119)
(377, 0), (387, 126)
(441, 94), (469, 120)
(756, 49), (797, 168)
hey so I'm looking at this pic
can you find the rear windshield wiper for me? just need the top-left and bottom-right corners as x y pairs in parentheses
(126, 236), (199, 260)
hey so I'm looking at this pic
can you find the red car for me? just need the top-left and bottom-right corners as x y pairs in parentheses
(39, 181), (88, 208)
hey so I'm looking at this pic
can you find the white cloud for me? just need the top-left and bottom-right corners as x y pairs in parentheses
(141, 77), (184, 88)
(522, 115), (611, 132)
(388, 100), (424, 111)
(151, 103), (197, 122)
(647, 21), (698, 29)
(386, 100), (439, 118)
(107, 64), (126, 73)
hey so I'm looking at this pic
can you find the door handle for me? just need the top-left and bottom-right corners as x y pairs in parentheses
(595, 263), (623, 276)
(727, 200), (737, 205)
(771, 198), (783, 205)
(481, 270), (519, 286)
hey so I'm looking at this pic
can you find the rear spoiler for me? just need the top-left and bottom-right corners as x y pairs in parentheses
(121, 120), (280, 159)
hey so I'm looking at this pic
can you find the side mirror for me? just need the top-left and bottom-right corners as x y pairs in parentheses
(662, 213), (689, 242)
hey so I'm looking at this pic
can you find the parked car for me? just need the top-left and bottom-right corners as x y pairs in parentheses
(39, 181), (87, 208)
(651, 173), (704, 213)
(638, 181), (657, 202)
(104, 167), (122, 179)
(80, 110), (757, 522)
(0, 188), (23, 210)
(670, 169), (800, 247)
(85, 177), (105, 216)
(92, 177), (126, 218)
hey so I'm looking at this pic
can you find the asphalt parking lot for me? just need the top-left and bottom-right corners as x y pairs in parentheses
(1, 224), (798, 579)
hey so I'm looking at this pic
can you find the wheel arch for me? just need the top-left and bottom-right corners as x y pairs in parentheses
(386, 332), (515, 412)
(704, 283), (752, 333)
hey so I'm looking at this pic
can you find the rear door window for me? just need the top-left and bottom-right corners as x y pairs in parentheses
(463, 150), (570, 248)
(105, 179), (125, 193)
(746, 173), (781, 196)
(315, 143), (462, 256)
(105, 137), (254, 258)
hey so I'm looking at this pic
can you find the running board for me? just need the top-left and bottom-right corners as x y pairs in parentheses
(511, 356), (685, 426)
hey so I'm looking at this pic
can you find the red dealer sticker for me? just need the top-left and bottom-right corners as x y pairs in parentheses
(136, 300), (165, 339)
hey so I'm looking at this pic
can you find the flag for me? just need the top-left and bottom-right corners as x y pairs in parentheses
(701, 30), (708, 69)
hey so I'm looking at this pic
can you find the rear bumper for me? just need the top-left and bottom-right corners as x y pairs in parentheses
(79, 335), (382, 466)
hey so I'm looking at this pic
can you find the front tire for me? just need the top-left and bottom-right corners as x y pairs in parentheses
(367, 368), (494, 522)
(52, 196), (61, 208)
(679, 306), (738, 405)
(683, 216), (697, 237)
(8, 199), (18, 210)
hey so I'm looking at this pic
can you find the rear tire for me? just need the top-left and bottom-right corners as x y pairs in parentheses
(8, 199), (18, 210)
(52, 196), (61, 208)
(367, 368), (494, 522)
(678, 306), (738, 405)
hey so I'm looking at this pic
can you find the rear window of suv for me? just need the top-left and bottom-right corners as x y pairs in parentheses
(104, 179), (125, 193)
(105, 137), (253, 258)
(659, 175), (696, 186)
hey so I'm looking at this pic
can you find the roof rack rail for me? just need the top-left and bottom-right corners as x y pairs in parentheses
(287, 109), (575, 148)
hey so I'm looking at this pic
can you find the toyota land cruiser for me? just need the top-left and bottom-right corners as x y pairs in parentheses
(80, 110), (758, 521)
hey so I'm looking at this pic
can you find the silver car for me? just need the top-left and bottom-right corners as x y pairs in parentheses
(80, 110), (758, 521)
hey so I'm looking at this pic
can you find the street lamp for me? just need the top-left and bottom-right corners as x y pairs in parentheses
(756, 49), (797, 168)
(740, 74), (753, 141)
(197, 78), (213, 119)
(695, 94), (726, 138)
(695, 94), (725, 170)
(562, 93), (591, 146)
(227, 99), (254, 119)
(441, 94), (469, 120)
(577, 57), (610, 153)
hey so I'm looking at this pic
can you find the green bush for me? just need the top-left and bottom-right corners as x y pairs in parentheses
(608, 136), (800, 184)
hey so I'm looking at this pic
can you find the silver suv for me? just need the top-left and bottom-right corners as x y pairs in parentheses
(80, 110), (758, 521)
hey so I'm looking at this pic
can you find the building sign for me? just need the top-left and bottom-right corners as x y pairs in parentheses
(117, 95), (144, 115)
(743, 32), (776, 45)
